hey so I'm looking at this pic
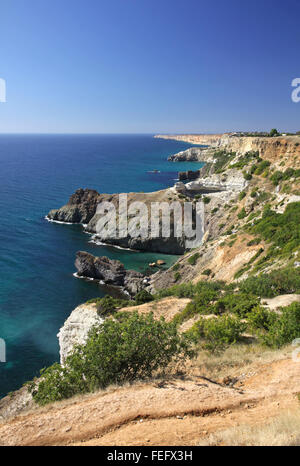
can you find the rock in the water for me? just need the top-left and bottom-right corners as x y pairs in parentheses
(178, 170), (201, 181)
(156, 260), (166, 266)
(47, 188), (100, 224)
(75, 251), (144, 295)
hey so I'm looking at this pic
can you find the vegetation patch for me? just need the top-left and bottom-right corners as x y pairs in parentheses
(29, 312), (192, 405)
(188, 252), (200, 266)
(187, 315), (246, 352)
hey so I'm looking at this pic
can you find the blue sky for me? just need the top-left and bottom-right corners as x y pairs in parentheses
(1, 0), (300, 133)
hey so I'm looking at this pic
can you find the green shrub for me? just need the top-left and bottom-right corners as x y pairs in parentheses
(134, 289), (154, 305)
(260, 303), (300, 347)
(188, 315), (246, 352)
(239, 267), (300, 298)
(249, 202), (300, 257)
(214, 150), (236, 173)
(203, 196), (211, 204)
(239, 191), (246, 201)
(86, 296), (130, 316)
(213, 292), (259, 317)
(230, 151), (260, 170)
(238, 207), (247, 219)
(247, 237), (261, 246)
(254, 160), (271, 175)
(29, 312), (192, 405)
(188, 253), (200, 266)
(174, 271), (181, 282)
(155, 280), (224, 301)
(243, 171), (252, 181)
(246, 306), (275, 332)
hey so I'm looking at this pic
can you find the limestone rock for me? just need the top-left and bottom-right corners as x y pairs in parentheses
(57, 304), (104, 365)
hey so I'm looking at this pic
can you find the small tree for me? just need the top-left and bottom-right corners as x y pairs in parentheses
(30, 312), (193, 405)
(269, 128), (280, 137)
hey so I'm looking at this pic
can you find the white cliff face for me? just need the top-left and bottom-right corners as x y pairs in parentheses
(168, 146), (216, 162)
(185, 169), (247, 192)
(57, 303), (104, 365)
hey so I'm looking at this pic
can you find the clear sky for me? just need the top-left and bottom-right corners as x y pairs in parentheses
(1, 0), (300, 133)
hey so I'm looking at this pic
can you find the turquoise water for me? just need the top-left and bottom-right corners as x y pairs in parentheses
(0, 134), (204, 398)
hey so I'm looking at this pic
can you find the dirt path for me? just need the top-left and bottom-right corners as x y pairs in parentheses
(0, 357), (299, 446)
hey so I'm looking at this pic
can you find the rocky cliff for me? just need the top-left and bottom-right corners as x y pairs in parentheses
(168, 146), (216, 162)
(48, 188), (101, 224)
(155, 133), (224, 145)
(159, 134), (300, 167)
(57, 303), (104, 365)
(48, 189), (192, 254)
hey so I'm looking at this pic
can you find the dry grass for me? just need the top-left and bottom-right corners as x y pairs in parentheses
(186, 343), (293, 381)
(199, 410), (300, 446)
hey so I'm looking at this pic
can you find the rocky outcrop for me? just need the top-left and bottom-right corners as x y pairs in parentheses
(47, 188), (100, 224)
(75, 251), (144, 296)
(185, 169), (248, 193)
(49, 189), (190, 254)
(168, 146), (216, 162)
(57, 303), (104, 365)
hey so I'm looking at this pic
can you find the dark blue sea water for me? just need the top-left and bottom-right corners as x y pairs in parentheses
(0, 134), (203, 398)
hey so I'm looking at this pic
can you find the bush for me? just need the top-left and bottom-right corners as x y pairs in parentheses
(254, 160), (271, 175)
(239, 268), (300, 298)
(134, 289), (154, 305)
(243, 171), (252, 181)
(86, 296), (130, 316)
(188, 315), (246, 352)
(214, 150), (236, 173)
(203, 196), (211, 204)
(188, 253), (200, 266)
(214, 292), (260, 317)
(239, 191), (246, 201)
(260, 303), (300, 348)
(238, 207), (247, 219)
(246, 306), (275, 332)
(30, 312), (192, 405)
(155, 280), (224, 300)
(174, 271), (181, 282)
(249, 202), (300, 257)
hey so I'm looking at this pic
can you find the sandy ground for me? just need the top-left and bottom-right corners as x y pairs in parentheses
(262, 294), (300, 310)
(0, 355), (299, 446)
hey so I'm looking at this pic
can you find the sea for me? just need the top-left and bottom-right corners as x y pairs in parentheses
(0, 134), (204, 398)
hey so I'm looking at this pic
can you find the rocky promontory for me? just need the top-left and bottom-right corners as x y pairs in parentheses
(48, 189), (188, 254)
(48, 188), (101, 224)
(168, 146), (216, 162)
